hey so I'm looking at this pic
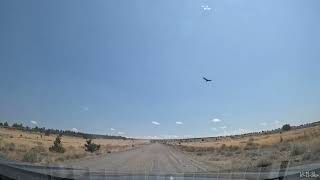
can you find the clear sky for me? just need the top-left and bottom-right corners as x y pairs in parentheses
(1, 0), (320, 138)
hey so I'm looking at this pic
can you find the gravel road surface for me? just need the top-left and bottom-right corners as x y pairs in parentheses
(67, 143), (210, 175)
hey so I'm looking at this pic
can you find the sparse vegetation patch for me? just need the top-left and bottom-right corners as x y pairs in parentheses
(23, 147), (44, 163)
(84, 139), (101, 153)
(49, 135), (65, 153)
(163, 121), (320, 172)
(282, 124), (291, 131)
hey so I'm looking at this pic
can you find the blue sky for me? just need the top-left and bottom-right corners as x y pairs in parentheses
(1, 0), (320, 138)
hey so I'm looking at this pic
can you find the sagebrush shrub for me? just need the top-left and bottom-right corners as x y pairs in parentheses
(49, 135), (65, 153)
(23, 148), (42, 162)
(84, 139), (100, 153)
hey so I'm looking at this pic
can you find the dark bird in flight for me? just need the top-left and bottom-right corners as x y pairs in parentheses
(203, 77), (212, 82)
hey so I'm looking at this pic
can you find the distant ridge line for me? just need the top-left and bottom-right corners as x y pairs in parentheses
(0, 121), (126, 140)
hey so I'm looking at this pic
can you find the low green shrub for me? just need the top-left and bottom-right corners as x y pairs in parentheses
(23, 149), (39, 162)
(282, 124), (291, 131)
(84, 139), (100, 153)
(49, 135), (65, 153)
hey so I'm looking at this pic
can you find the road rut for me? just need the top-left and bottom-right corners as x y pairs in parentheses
(66, 143), (209, 175)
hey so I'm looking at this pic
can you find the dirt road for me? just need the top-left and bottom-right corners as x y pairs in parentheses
(66, 143), (210, 175)
(2, 143), (316, 179)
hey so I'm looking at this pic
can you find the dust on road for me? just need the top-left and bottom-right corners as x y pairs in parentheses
(66, 143), (210, 175)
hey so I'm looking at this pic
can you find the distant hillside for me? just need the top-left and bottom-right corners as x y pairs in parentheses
(0, 121), (126, 140)
(153, 120), (320, 142)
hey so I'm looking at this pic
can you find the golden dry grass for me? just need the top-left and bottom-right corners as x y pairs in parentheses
(165, 124), (320, 172)
(172, 125), (320, 148)
(0, 127), (149, 164)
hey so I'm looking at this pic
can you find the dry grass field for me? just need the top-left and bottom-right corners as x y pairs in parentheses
(0, 127), (149, 165)
(165, 124), (320, 172)
(1, 123), (319, 173)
